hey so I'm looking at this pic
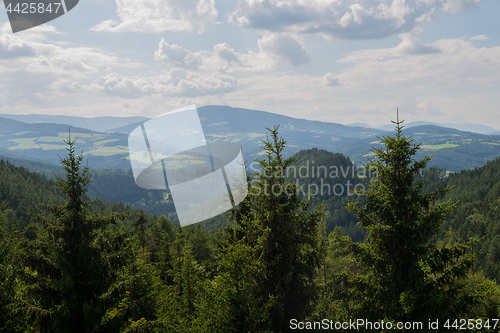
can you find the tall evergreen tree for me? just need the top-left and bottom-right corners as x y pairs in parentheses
(0, 206), (23, 333)
(342, 112), (478, 328)
(235, 126), (324, 331)
(15, 132), (129, 333)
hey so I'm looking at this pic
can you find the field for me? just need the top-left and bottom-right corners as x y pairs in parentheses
(7, 132), (129, 156)
(420, 143), (460, 150)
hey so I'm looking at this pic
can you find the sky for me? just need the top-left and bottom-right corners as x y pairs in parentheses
(0, 0), (499, 128)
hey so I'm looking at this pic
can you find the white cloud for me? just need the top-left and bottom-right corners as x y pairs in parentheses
(323, 72), (340, 86)
(0, 34), (36, 59)
(0, 26), (143, 106)
(339, 27), (440, 62)
(442, 0), (480, 14)
(80, 69), (237, 97)
(91, 0), (218, 33)
(228, 0), (480, 40)
(337, 36), (500, 88)
(154, 33), (310, 73)
(416, 101), (443, 116)
(469, 35), (489, 41)
(74, 33), (310, 100)
(394, 28), (441, 55)
(257, 34), (311, 66)
(27, 56), (98, 74)
(0, 22), (62, 39)
(213, 43), (241, 67)
(322, 33), (500, 123)
(154, 39), (203, 68)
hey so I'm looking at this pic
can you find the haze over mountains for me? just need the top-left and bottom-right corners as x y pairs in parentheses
(0, 114), (149, 133)
(349, 121), (500, 135)
(1, 105), (500, 172)
(3, 106), (497, 135)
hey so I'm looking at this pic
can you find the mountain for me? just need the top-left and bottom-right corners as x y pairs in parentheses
(0, 158), (143, 227)
(0, 116), (132, 169)
(0, 155), (177, 222)
(0, 116), (96, 136)
(377, 121), (498, 135)
(107, 121), (146, 134)
(0, 114), (149, 133)
(0, 107), (385, 168)
(346, 122), (374, 129)
(3, 106), (500, 172)
(339, 125), (500, 171)
(433, 156), (500, 281)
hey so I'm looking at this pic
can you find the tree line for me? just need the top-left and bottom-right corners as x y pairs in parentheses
(1, 121), (500, 332)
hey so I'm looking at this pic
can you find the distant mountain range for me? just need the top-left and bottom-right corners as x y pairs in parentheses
(1, 105), (500, 172)
(348, 120), (499, 135)
(0, 113), (149, 133)
(4, 108), (496, 135)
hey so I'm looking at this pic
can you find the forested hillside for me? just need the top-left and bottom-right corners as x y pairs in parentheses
(0, 158), (142, 229)
(1, 125), (500, 332)
(287, 148), (369, 241)
(0, 156), (178, 222)
(432, 157), (500, 282)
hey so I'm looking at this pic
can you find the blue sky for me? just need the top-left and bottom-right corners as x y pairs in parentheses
(0, 0), (499, 128)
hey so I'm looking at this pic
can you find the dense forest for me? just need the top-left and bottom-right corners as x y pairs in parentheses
(1, 122), (500, 332)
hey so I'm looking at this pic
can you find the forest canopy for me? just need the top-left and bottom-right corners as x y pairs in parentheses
(1, 121), (500, 332)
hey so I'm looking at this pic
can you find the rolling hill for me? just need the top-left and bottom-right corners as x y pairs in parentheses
(2, 106), (500, 172)
(0, 113), (148, 133)
(339, 125), (500, 171)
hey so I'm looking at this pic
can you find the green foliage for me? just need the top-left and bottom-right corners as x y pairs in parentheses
(228, 126), (324, 331)
(340, 114), (480, 327)
(0, 159), (65, 225)
(428, 157), (500, 282)
(2, 122), (500, 332)
(14, 132), (130, 333)
(0, 206), (24, 332)
(287, 148), (370, 241)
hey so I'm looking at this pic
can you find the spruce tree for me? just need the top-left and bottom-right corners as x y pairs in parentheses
(237, 126), (324, 331)
(15, 132), (129, 333)
(0, 207), (22, 332)
(344, 112), (478, 328)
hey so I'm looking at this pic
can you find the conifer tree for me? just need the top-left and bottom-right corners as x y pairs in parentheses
(236, 126), (324, 331)
(15, 132), (129, 333)
(0, 206), (22, 332)
(343, 112), (478, 327)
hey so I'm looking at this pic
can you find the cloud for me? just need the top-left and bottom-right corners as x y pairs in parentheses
(154, 39), (203, 68)
(213, 43), (241, 67)
(335, 33), (500, 97)
(78, 33), (310, 100)
(258, 34), (311, 66)
(91, 0), (218, 33)
(0, 22), (61, 38)
(442, 0), (480, 14)
(0, 34), (36, 59)
(339, 27), (440, 62)
(416, 101), (443, 116)
(0, 26), (143, 106)
(228, 0), (480, 40)
(28, 56), (98, 74)
(323, 72), (340, 86)
(469, 35), (489, 41)
(80, 69), (237, 98)
(155, 33), (310, 73)
(395, 28), (441, 55)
